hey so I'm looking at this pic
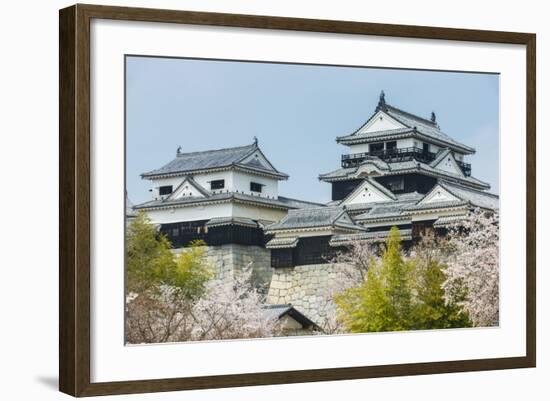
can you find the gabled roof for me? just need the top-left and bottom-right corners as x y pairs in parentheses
(335, 94), (475, 154)
(353, 193), (424, 221)
(205, 217), (258, 228)
(141, 142), (289, 180)
(265, 237), (299, 249)
(429, 148), (453, 168)
(435, 181), (499, 210)
(261, 304), (319, 330)
(340, 177), (397, 206)
(319, 158), (490, 190)
(404, 180), (499, 212)
(165, 176), (211, 201)
(265, 206), (363, 233)
(429, 148), (465, 177)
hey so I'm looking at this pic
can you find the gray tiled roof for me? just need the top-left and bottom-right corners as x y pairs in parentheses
(261, 304), (294, 320)
(433, 215), (466, 227)
(265, 237), (299, 249)
(336, 104), (475, 154)
(205, 217), (258, 228)
(134, 192), (318, 211)
(353, 193), (424, 221)
(265, 206), (362, 232)
(141, 143), (289, 179)
(319, 159), (490, 190)
(437, 181), (499, 210)
(330, 228), (413, 246)
(403, 200), (469, 212)
(402, 181), (499, 212)
(261, 304), (318, 329)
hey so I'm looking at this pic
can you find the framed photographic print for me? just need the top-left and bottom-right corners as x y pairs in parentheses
(59, 4), (536, 397)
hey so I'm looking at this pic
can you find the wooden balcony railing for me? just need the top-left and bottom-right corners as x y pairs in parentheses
(341, 147), (471, 176)
(341, 147), (436, 167)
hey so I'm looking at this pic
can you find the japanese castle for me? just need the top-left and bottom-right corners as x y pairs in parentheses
(133, 91), (499, 269)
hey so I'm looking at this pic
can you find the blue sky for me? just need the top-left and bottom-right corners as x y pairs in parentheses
(126, 56), (499, 204)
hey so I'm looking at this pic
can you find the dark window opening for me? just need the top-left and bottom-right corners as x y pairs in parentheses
(386, 141), (397, 151)
(210, 179), (225, 190)
(370, 142), (384, 153)
(386, 177), (404, 192)
(250, 182), (263, 193)
(159, 185), (173, 196)
(422, 143), (430, 153)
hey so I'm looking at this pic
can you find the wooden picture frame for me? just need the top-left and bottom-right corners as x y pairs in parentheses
(59, 3), (536, 397)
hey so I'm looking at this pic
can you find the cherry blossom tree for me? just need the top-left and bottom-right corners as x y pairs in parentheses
(442, 208), (500, 327)
(125, 213), (280, 344)
(317, 239), (380, 334)
(187, 265), (281, 341)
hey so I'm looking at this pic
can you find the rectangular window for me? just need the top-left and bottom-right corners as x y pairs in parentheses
(386, 141), (397, 151)
(387, 177), (405, 192)
(250, 182), (263, 193)
(159, 185), (173, 195)
(369, 142), (384, 153)
(422, 143), (430, 153)
(210, 179), (225, 190)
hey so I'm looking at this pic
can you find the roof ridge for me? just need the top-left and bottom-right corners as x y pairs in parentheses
(176, 142), (256, 158)
(429, 148), (453, 167)
(385, 104), (438, 128)
(438, 180), (499, 198)
(277, 195), (325, 207)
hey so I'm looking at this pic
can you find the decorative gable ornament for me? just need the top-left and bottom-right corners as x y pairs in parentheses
(418, 184), (460, 205)
(166, 176), (210, 201)
(341, 178), (397, 206)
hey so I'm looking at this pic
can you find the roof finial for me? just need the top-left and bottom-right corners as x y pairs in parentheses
(253, 136), (258, 146)
(377, 90), (387, 111)
(176, 145), (182, 156)
(430, 111), (437, 123)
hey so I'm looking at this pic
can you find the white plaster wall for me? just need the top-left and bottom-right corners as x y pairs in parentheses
(434, 155), (463, 175)
(347, 143), (370, 154)
(146, 169), (279, 200)
(144, 203), (234, 224)
(144, 201), (289, 224)
(232, 170), (279, 198)
(274, 229), (334, 238)
(232, 203), (287, 223)
(148, 171), (234, 200)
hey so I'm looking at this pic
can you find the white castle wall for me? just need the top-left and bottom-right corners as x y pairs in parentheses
(148, 170), (279, 200)
(145, 202), (287, 225)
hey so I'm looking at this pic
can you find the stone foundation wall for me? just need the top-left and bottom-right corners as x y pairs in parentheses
(266, 263), (350, 327)
(175, 245), (351, 329)
(174, 244), (272, 293)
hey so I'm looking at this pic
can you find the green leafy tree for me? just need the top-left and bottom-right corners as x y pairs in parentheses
(125, 212), (213, 343)
(335, 227), (471, 333)
(335, 227), (414, 332)
(126, 211), (212, 296)
(126, 211), (176, 293)
(411, 257), (471, 330)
